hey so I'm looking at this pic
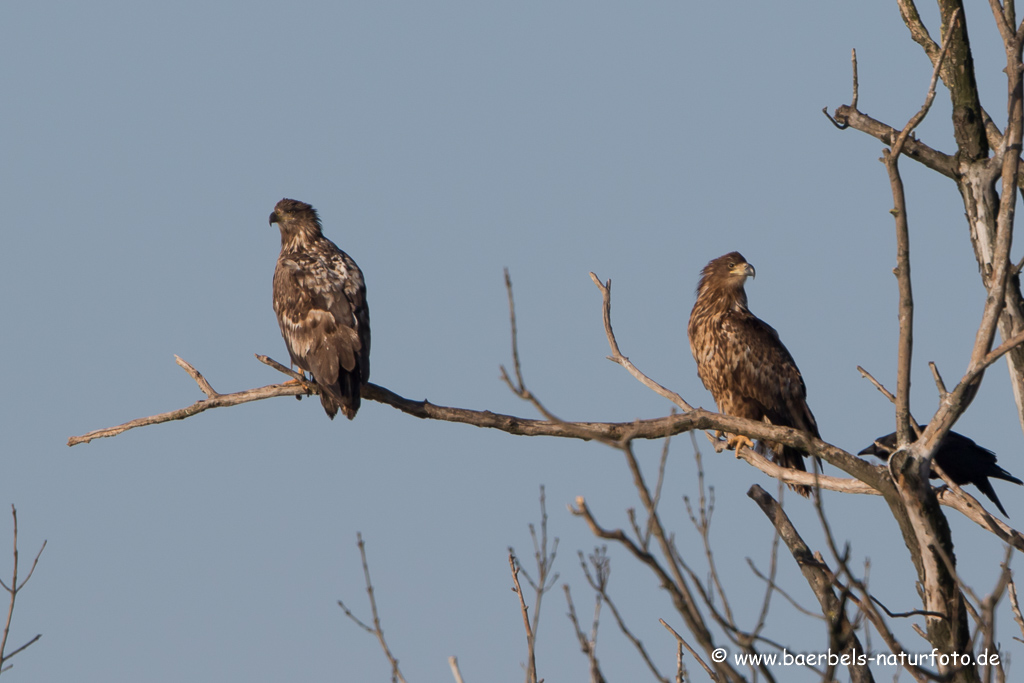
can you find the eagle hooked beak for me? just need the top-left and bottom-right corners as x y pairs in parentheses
(269, 210), (279, 226)
(733, 262), (755, 279)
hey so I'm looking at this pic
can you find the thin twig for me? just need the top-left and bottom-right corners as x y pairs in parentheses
(0, 506), (45, 676)
(509, 552), (538, 683)
(886, 7), (960, 448)
(750, 523), (781, 638)
(589, 273), (693, 412)
(746, 558), (823, 621)
(748, 486), (890, 683)
(824, 48), (859, 128)
(867, 593), (945, 621)
(857, 363), (897, 400)
(929, 361), (949, 399)
(448, 656), (466, 683)
(1008, 577), (1024, 642)
(645, 428), (675, 547)
(575, 548), (667, 683)
(851, 47), (859, 110)
(500, 271), (612, 444)
(499, 269), (564, 423)
(683, 444), (734, 627)
(337, 534), (407, 683)
(515, 487), (560, 649)
(659, 619), (718, 682)
(563, 581), (608, 683)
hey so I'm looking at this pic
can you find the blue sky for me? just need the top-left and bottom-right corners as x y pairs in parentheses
(2, 2), (1021, 681)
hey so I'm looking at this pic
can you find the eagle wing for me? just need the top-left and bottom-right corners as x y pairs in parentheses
(713, 311), (818, 438)
(273, 243), (369, 418)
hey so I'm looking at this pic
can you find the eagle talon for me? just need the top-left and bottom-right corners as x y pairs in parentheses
(283, 376), (314, 392)
(727, 435), (754, 454)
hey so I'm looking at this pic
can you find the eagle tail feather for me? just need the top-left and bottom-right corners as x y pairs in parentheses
(766, 441), (812, 498)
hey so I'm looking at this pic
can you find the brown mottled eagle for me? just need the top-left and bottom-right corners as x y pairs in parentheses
(859, 427), (1022, 516)
(688, 252), (820, 495)
(270, 198), (370, 419)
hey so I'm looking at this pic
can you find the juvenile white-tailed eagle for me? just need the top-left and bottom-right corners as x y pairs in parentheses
(688, 252), (820, 495)
(859, 427), (1022, 516)
(270, 198), (370, 420)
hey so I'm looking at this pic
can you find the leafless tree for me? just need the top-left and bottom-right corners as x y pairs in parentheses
(70, 2), (1024, 682)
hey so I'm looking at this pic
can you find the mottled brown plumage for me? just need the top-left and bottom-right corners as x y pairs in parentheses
(688, 252), (820, 496)
(270, 198), (370, 419)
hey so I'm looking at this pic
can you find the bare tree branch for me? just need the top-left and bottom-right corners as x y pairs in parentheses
(509, 551), (539, 683)
(68, 345), (1024, 547)
(887, 7), (959, 447)
(337, 534), (407, 683)
(831, 106), (958, 178)
(448, 656), (466, 683)
(1008, 575), (1024, 643)
(570, 494), (745, 683)
(589, 273), (692, 412)
(747, 486), (875, 683)
(0, 506), (44, 677)
(573, 548), (667, 683)
(659, 619), (717, 682)
(563, 580), (607, 683)
(513, 487), (560, 655)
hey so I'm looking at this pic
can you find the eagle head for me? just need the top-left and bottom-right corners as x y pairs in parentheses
(699, 251), (754, 289)
(269, 198), (316, 225)
(269, 198), (323, 243)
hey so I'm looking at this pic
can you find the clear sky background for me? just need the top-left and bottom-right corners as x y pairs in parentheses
(3, 2), (1022, 681)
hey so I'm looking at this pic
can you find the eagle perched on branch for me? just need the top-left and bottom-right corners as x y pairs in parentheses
(270, 198), (370, 420)
(859, 428), (1022, 516)
(688, 252), (820, 496)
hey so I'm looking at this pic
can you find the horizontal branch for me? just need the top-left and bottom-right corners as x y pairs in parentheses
(734, 443), (876, 495)
(66, 354), (1024, 549)
(67, 356), (311, 446)
(66, 355), (870, 480)
(831, 105), (958, 178)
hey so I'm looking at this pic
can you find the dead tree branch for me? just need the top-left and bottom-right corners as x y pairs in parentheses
(448, 656), (466, 683)
(573, 548), (667, 683)
(886, 7), (958, 446)
(563, 578), (608, 683)
(509, 551), (539, 683)
(66, 307), (1024, 547)
(659, 619), (717, 682)
(747, 486), (875, 683)
(589, 273), (692, 412)
(337, 533), (407, 683)
(0, 506), (44, 676)
(512, 487), (560, 658)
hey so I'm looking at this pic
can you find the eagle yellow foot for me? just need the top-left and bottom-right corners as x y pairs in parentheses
(282, 376), (315, 397)
(727, 435), (754, 453)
